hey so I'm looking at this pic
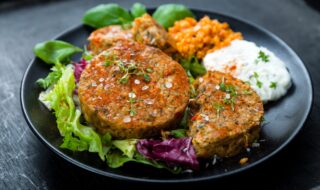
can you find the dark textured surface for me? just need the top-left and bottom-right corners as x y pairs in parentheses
(0, 0), (319, 189)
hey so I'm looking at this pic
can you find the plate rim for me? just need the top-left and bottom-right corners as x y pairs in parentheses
(20, 8), (314, 183)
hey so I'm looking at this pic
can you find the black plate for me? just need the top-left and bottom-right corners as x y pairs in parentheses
(21, 9), (313, 183)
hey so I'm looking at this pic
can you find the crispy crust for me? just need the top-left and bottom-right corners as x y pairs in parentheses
(78, 41), (189, 139)
(188, 71), (264, 158)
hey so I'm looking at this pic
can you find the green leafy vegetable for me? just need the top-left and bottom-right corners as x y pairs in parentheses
(40, 66), (105, 160)
(170, 129), (188, 138)
(36, 64), (63, 89)
(83, 3), (133, 28)
(180, 56), (206, 79)
(105, 139), (181, 173)
(131, 3), (146, 18)
(179, 107), (190, 128)
(33, 40), (82, 65)
(152, 4), (194, 29)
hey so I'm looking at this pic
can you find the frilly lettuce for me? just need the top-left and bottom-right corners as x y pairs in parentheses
(40, 65), (105, 160)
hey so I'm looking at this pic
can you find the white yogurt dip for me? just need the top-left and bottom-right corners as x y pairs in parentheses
(203, 40), (291, 103)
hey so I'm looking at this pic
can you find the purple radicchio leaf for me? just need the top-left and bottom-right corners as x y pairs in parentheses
(73, 58), (88, 94)
(136, 137), (199, 170)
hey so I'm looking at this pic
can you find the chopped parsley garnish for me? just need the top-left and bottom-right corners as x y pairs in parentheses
(256, 80), (263, 88)
(213, 103), (224, 117)
(255, 50), (270, 63)
(104, 59), (112, 67)
(242, 90), (252, 95)
(128, 92), (136, 116)
(219, 78), (238, 111)
(146, 68), (153, 73)
(143, 74), (151, 82)
(250, 71), (263, 88)
(223, 96), (236, 111)
(269, 81), (277, 89)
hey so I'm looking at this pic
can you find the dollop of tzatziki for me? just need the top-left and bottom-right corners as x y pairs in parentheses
(203, 40), (291, 103)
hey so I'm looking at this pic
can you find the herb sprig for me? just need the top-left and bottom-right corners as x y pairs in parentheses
(255, 50), (270, 64)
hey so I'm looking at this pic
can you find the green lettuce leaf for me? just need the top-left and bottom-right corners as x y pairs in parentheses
(131, 3), (146, 18)
(33, 40), (82, 65)
(41, 66), (105, 160)
(36, 64), (63, 89)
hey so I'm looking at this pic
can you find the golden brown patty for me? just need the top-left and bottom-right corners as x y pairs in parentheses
(88, 25), (133, 55)
(88, 14), (178, 57)
(78, 41), (190, 139)
(188, 71), (264, 158)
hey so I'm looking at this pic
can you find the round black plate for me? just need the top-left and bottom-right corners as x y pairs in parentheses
(21, 9), (313, 183)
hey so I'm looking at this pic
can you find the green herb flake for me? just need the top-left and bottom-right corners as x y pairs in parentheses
(223, 97), (236, 111)
(104, 59), (112, 67)
(253, 72), (259, 78)
(258, 50), (270, 63)
(143, 74), (151, 82)
(146, 68), (153, 73)
(256, 80), (263, 88)
(242, 90), (252, 95)
(119, 75), (129, 84)
(213, 103), (224, 117)
(269, 81), (277, 89)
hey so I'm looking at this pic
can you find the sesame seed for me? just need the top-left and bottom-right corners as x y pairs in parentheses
(199, 77), (204, 82)
(91, 82), (97, 87)
(151, 110), (158, 117)
(143, 99), (154, 105)
(212, 155), (217, 165)
(128, 92), (136, 98)
(202, 114), (209, 121)
(99, 78), (105, 82)
(252, 142), (260, 148)
(134, 79), (140, 84)
(165, 82), (173, 88)
(142, 85), (149, 91)
(225, 93), (231, 99)
(215, 85), (220, 90)
(123, 116), (131, 123)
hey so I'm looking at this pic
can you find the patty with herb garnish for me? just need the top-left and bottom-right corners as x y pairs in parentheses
(78, 41), (189, 139)
(188, 71), (264, 158)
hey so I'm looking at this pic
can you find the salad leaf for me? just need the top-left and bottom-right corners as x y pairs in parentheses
(131, 3), (147, 18)
(41, 66), (105, 160)
(106, 139), (181, 173)
(33, 40), (82, 65)
(180, 56), (206, 79)
(36, 64), (63, 89)
(136, 138), (199, 170)
(112, 139), (137, 158)
(170, 129), (188, 138)
(83, 3), (133, 28)
(73, 59), (88, 83)
(152, 4), (194, 29)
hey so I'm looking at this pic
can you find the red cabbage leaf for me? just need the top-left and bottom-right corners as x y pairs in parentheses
(136, 137), (199, 170)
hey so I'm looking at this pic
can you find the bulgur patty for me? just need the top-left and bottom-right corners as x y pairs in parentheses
(88, 25), (133, 54)
(188, 71), (264, 158)
(78, 41), (189, 139)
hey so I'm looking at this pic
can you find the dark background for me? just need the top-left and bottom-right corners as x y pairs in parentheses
(0, 0), (319, 189)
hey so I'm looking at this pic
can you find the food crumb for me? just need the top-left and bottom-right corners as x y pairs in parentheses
(239, 157), (249, 165)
